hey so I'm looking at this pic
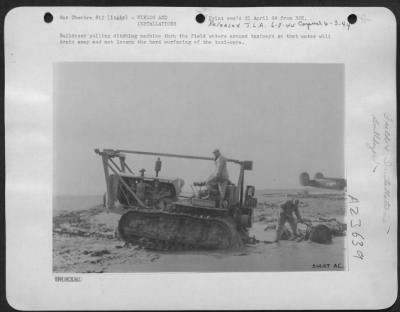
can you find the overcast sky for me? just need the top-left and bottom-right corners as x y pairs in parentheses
(54, 63), (344, 196)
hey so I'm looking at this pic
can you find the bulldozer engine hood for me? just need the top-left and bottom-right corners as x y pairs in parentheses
(118, 173), (184, 195)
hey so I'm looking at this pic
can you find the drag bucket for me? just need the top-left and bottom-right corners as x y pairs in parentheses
(309, 224), (333, 244)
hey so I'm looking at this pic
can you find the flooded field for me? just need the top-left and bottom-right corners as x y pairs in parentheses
(53, 189), (346, 272)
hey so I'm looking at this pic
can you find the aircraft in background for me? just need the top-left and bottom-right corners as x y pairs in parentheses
(299, 172), (346, 190)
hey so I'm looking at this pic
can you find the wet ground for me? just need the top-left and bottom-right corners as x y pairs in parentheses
(53, 189), (346, 273)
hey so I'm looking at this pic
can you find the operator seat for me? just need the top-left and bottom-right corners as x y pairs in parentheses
(223, 182), (239, 208)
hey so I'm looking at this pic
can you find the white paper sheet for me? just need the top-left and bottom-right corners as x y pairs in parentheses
(5, 7), (397, 310)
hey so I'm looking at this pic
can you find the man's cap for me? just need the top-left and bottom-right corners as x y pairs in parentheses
(213, 148), (220, 154)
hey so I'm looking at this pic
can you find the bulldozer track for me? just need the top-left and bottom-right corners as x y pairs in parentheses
(118, 209), (244, 251)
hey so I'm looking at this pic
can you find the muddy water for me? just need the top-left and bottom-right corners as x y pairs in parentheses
(108, 223), (345, 272)
(53, 189), (346, 273)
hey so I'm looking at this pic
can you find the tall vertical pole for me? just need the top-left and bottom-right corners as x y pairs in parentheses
(238, 165), (245, 206)
(102, 154), (115, 208)
(119, 156), (126, 172)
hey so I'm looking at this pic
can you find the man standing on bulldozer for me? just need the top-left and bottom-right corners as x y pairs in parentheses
(205, 149), (230, 207)
(275, 198), (304, 242)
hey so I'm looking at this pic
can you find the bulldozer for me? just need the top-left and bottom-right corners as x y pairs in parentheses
(94, 148), (257, 250)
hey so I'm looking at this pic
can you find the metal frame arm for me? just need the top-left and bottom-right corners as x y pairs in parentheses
(114, 149), (243, 165)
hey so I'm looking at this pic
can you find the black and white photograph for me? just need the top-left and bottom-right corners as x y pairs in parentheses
(5, 6), (396, 309)
(53, 63), (346, 272)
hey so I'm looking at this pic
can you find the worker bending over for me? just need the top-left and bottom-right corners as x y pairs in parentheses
(275, 198), (303, 242)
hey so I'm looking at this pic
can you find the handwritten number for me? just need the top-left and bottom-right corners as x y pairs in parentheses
(350, 206), (359, 216)
(352, 240), (364, 247)
(353, 250), (364, 260)
(352, 232), (364, 247)
(351, 219), (361, 228)
(349, 194), (364, 260)
(352, 232), (365, 240)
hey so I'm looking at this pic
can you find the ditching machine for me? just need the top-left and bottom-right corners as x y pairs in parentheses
(94, 148), (257, 250)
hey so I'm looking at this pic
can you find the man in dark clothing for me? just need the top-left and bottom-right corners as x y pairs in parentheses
(275, 198), (304, 242)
